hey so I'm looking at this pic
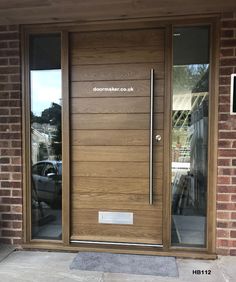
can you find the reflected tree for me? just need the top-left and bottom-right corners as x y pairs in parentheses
(173, 64), (209, 94)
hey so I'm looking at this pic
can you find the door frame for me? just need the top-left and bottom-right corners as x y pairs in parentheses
(22, 15), (219, 258)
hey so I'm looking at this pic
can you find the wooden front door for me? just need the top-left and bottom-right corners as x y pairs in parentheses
(70, 28), (165, 245)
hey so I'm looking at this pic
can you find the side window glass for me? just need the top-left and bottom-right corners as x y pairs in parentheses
(30, 33), (62, 240)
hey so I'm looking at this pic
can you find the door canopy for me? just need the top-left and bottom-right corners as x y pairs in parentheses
(0, 0), (235, 24)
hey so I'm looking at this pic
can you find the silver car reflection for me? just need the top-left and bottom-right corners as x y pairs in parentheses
(32, 161), (62, 208)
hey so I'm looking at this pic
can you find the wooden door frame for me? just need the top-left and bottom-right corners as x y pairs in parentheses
(21, 15), (219, 259)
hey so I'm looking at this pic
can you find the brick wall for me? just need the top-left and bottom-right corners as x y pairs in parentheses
(217, 13), (236, 255)
(0, 25), (22, 245)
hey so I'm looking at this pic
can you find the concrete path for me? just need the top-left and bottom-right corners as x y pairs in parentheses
(0, 250), (235, 282)
(0, 244), (15, 263)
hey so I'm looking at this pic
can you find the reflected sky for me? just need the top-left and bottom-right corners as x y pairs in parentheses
(31, 69), (62, 116)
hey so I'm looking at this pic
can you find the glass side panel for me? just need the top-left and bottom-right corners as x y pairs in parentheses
(29, 34), (62, 240)
(171, 27), (209, 247)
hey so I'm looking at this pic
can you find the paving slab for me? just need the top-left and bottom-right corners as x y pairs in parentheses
(177, 258), (225, 282)
(216, 256), (236, 282)
(0, 251), (103, 282)
(0, 244), (15, 263)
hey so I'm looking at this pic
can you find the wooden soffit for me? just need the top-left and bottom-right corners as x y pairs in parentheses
(0, 0), (235, 24)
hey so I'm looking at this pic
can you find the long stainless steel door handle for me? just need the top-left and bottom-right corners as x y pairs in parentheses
(149, 69), (154, 205)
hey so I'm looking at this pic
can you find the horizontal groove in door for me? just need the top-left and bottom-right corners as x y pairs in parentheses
(71, 47), (164, 65)
(71, 97), (164, 114)
(71, 145), (163, 162)
(72, 130), (164, 146)
(72, 162), (163, 178)
(71, 80), (164, 98)
(70, 29), (165, 49)
(71, 226), (163, 240)
(72, 177), (163, 194)
(71, 113), (164, 130)
(71, 63), (164, 81)
(71, 193), (162, 210)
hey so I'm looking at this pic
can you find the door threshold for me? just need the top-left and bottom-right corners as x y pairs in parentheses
(22, 242), (217, 259)
(70, 240), (163, 248)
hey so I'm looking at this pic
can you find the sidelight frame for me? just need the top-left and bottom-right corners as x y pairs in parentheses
(22, 27), (70, 245)
(22, 15), (219, 258)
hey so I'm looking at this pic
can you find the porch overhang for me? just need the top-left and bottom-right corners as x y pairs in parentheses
(0, 0), (236, 24)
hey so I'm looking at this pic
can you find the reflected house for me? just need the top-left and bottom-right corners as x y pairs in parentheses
(31, 126), (49, 164)
(172, 91), (191, 165)
(31, 122), (58, 164)
(172, 70), (209, 212)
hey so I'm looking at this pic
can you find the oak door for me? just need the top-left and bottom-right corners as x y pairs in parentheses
(70, 28), (165, 245)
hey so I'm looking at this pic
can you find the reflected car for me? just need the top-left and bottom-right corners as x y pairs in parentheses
(32, 160), (62, 208)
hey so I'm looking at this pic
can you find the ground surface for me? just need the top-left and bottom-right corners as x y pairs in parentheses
(0, 250), (235, 282)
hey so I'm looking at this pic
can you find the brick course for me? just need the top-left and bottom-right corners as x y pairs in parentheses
(217, 12), (236, 256)
(0, 25), (22, 245)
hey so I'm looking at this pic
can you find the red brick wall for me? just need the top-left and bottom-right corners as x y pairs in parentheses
(217, 13), (236, 255)
(0, 25), (22, 245)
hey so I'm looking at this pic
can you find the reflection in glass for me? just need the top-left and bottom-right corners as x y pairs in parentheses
(30, 34), (62, 240)
(171, 27), (209, 247)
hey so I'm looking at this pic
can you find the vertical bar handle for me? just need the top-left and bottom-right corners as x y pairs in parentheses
(149, 69), (154, 205)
